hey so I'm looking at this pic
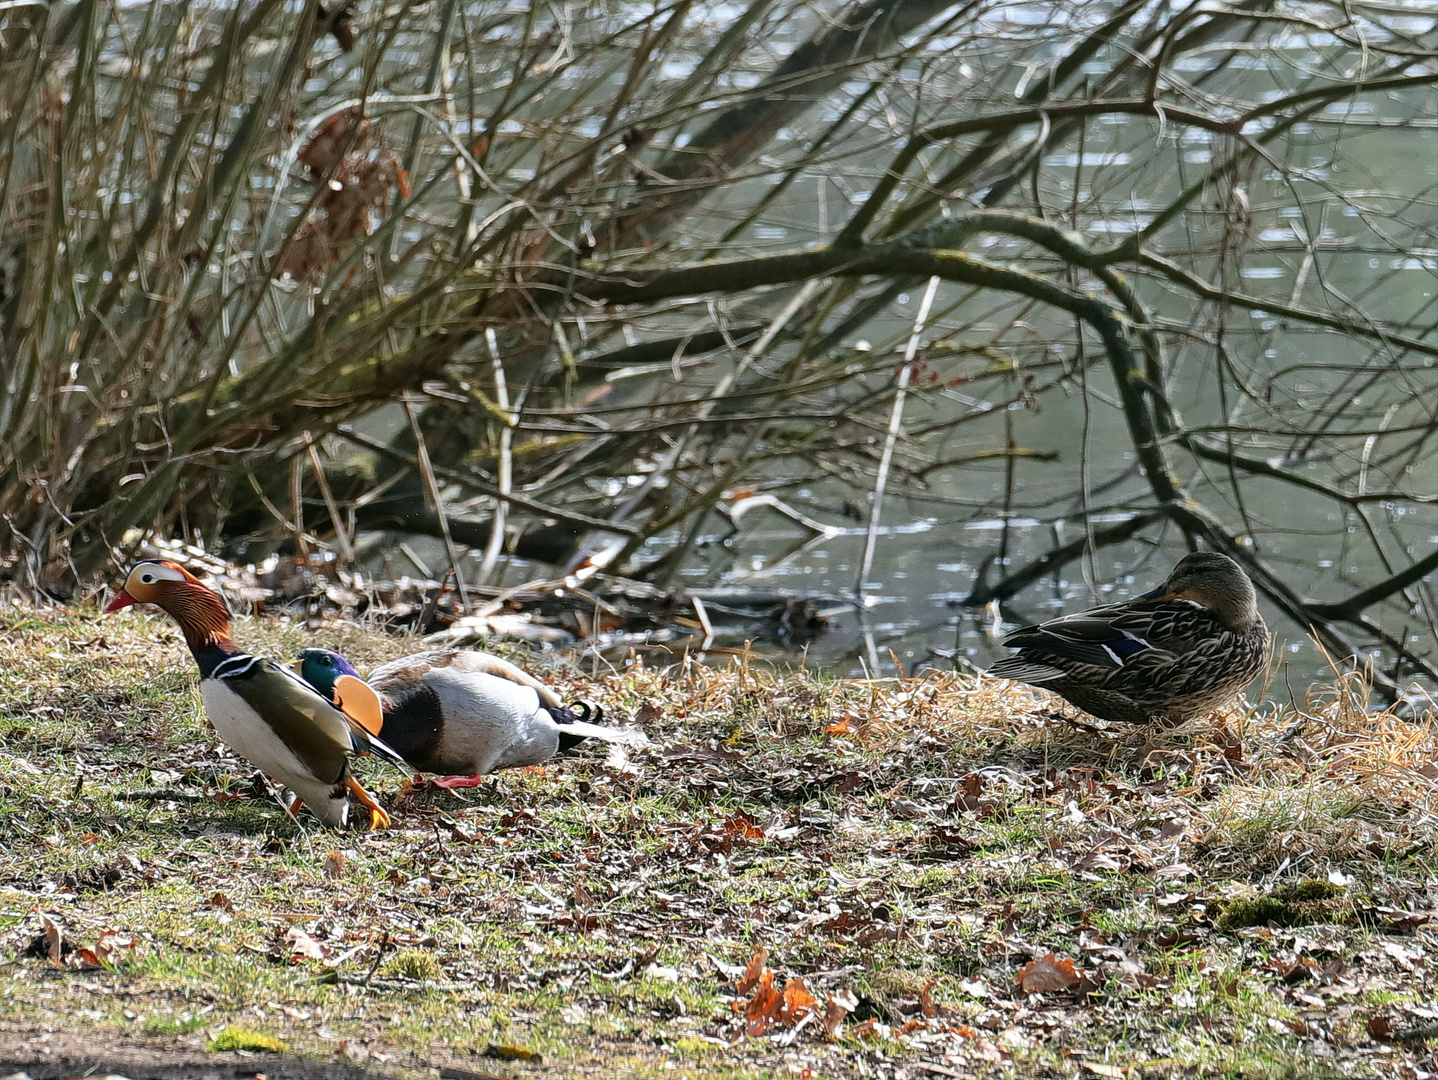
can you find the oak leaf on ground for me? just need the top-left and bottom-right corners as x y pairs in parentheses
(1017, 952), (1082, 993)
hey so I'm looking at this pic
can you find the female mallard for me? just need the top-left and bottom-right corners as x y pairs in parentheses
(297, 648), (647, 788)
(986, 551), (1268, 724)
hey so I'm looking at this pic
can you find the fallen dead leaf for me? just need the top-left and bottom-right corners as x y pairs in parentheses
(284, 927), (327, 962)
(1083, 1062), (1130, 1078)
(36, 911), (63, 968)
(918, 978), (939, 1018)
(723, 813), (764, 841)
(1017, 953), (1082, 993)
(736, 947), (769, 995)
(634, 702), (664, 726)
(779, 977), (818, 1024)
(70, 929), (136, 970)
(850, 1018), (880, 1040)
(822, 990), (858, 1040)
(744, 970), (782, 1036)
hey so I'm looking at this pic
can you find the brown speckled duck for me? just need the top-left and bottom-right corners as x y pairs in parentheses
(986, 551), (1268, 724)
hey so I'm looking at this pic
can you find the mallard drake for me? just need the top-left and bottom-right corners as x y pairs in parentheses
(986, 551), (1268, 725)
(297, 648), (647, 788)
(106, 560), (400, 828)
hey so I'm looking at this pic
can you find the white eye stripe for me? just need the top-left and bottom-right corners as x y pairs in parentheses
(130, 562), (189, 585)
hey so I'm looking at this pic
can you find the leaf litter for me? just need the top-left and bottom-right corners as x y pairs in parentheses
(2, 614), (1438, 1076)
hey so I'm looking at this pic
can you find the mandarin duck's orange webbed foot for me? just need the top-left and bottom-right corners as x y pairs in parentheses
(345, 777), (391, 830)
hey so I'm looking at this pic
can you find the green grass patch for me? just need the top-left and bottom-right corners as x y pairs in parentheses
(3, 610), (1438, 1077)
(1216, 879), (1350, 930)
(207, 1027), (290, 1053)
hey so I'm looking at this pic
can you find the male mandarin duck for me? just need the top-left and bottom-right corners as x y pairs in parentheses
(986, 551), (1269, 725)
(297, 647), (647, 788)
(106, 561), (401, 828)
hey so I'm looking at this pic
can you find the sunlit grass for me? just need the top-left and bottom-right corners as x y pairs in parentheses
(2, 608), (1438, 1076)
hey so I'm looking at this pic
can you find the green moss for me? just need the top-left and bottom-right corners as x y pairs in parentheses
(207, 1026), (290, 1053)
(1249, 879), (1336, 903)
(1216, 880), (1348, 931)
(384, 949), (443, 981)
(484, 1042), (544, 1063)
(666, 1034), (723, 1058)
(144, 1012), (208, 1035)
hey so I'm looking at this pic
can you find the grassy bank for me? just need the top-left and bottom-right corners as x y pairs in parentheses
(2, 606), (1437, 1078)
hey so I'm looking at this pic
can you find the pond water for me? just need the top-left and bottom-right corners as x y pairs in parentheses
(614, 31), (1436, 690)
(620, 59), (1437, 692)
(311, 2), (1438, 695)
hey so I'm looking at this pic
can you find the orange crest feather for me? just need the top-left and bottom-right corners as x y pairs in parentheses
(334, 673), (385, 736)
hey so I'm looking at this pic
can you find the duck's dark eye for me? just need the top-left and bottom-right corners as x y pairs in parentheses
(141, 574), (154, 583)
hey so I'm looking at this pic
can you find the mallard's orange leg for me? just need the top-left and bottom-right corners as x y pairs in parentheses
(345, 777), (391, 830)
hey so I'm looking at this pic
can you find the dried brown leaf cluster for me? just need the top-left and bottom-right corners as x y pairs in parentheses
(279, 108), (410, 284)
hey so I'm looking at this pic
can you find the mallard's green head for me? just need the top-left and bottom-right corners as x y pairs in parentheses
(297, 647), (362, 700)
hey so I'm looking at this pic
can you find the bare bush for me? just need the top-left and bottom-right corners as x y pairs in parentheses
(0, 0), (1434, 693)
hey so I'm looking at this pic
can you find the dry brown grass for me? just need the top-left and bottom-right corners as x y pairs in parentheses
(3, 608), (1438, 1077)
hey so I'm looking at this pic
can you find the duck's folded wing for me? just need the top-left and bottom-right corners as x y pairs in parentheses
(260, 659), (408, 768)
(372, 649), (566, 710)
(984, 654), (1070, 684)
(346, 724), (409, 768)
(1000, 604), (1172, 672)
(213, 655), (356, 778)
(447, 651), (566, 709)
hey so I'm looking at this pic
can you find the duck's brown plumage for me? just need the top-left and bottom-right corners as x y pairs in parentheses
(987, 551), (1269, 725)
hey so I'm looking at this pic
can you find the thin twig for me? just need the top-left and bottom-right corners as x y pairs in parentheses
(692, 594), (715, 650)
(361, 931), (393, 989)
(288, 455), (309, 560)
(403, 395), (471, 614)
(857, 275), (939, 609)
(476, 327), (513, 586)
(336, 426), (640, 537)
(305, 434), (355, 565)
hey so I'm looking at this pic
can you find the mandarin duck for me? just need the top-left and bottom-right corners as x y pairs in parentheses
(106, 561), (401, 828)
(297, 648), (647, 788)
(986, 551), (1269, 725)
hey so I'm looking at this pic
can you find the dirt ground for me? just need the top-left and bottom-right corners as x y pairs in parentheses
(7, 609), (1438, 1078)
(0, 1023), (409, 1079)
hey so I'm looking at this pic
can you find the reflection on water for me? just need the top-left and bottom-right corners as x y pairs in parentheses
(298, 0), (1436, 697)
